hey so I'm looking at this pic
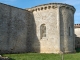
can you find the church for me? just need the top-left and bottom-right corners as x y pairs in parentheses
(0, 2), (76, 54)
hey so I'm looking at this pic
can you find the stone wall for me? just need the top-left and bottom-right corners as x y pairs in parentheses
(0, 3), (30, 53)
(26, 11), (40, 53)
(0, 3), (76, 54)
(60, 6), (75, 53)
(28, 3), (75, 53)
(32, 7), (58, 53)
(74, 24), (80, 48)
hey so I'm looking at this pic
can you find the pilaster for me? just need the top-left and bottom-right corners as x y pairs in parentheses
(57, 5), (61, 53)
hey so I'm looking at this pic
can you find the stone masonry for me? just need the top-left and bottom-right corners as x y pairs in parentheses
(27, 3), (76, 53)
(0, 3), (30, 53)
(0, 3), (76, 54)
(74, 24), (80, 48)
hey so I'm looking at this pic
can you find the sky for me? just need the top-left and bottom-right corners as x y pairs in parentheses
(0, 0), (80, 24)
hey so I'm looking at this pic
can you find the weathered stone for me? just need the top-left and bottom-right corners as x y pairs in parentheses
(74, 24), (80, 48)
(0, 3), (29, 53)
(29, 3), (75, 53)
(0, 3), (76, 54)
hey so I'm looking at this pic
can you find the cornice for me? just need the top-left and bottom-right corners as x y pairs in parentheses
(26, 3), (76, 13)
(74, 24), (80, 28)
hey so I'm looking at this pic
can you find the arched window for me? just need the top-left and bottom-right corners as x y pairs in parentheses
(40, 24), (46, 39)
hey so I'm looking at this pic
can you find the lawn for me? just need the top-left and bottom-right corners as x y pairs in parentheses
(2, 52), (80, 60)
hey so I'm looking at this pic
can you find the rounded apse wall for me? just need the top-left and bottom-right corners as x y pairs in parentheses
(27, 3), (75, 53)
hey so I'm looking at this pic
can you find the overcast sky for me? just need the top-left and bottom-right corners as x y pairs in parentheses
(0, 0), (80, 24)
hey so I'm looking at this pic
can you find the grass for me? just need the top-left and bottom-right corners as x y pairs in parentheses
(2, 52), (80, 60)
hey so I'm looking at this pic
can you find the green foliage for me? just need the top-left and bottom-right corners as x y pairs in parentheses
(2, 53), (80, 60)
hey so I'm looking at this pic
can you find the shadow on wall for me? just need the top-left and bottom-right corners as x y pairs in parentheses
(27, 12), (40, 53)
(75, 34), (80, 52)
(60, 8), (65, 52)
(0, 3), (40, 54)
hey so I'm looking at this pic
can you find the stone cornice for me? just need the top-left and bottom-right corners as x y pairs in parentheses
(26, 3), (76, 13)
(74, 24), (80, 28)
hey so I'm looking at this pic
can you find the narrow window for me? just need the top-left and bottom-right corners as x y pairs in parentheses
(69, 27), (72, 36)
(40, 24), (46, 39)
(69, 27), (70, 36)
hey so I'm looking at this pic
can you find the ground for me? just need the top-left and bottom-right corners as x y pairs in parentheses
(2, 50), (80, 60)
